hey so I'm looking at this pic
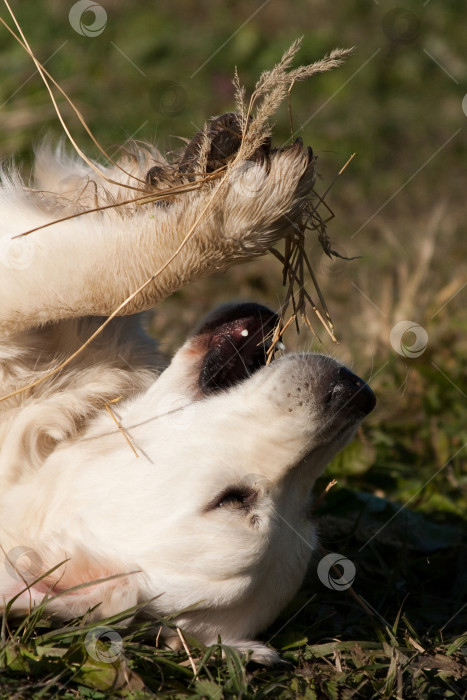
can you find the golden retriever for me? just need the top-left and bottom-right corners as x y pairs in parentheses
(0, 114), (375, 662)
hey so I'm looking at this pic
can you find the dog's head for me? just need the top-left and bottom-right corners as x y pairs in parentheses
(141, 302), (375, 486)
(2, 303), (375, 659)
(77, 304), (373, 638)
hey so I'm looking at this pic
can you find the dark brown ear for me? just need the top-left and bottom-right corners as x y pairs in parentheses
(1, 546), (139, 620)
(190, 303), (278, 395)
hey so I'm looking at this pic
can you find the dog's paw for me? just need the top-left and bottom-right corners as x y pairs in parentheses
(145, 112), (312, 198)
(229, 640), (282, 666)
(159, 628), (282, 666)
(136, 113), (315, 307)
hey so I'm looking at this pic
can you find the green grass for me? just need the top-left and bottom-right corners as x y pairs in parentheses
(0, 0), (466, 697)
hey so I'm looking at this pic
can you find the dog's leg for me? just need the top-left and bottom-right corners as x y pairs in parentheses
(0, 540), (140, 622)
(0, 135), (313, 334)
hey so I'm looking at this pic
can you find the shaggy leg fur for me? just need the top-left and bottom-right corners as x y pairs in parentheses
(0, 118), (314, 334)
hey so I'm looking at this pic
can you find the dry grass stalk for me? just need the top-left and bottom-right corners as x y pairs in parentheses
(237, 40), (355, 162)
(267, 150), (358, 355)
(104, 398), (139, 459)
(1, 1), (146, 191)
(229, 40), (356, 353)
(176, 627), (198, 676)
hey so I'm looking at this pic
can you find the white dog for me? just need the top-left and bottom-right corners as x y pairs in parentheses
(0, 114), (375, 663)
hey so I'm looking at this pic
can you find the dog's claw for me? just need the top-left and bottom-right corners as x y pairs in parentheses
(178, 129), (206, 178)
(206, 112), (243, 171)
(178, 112), (243, 176)
(145, 165), (168, 186)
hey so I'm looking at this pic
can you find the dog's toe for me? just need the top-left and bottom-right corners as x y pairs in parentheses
(178, 112), (243, 177)
(230, 640), (283, 666)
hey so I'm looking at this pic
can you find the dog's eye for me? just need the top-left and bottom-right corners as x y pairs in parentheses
(207, 486), (257, 512)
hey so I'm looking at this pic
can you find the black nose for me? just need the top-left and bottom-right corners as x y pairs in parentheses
(331, 367), (376, 415)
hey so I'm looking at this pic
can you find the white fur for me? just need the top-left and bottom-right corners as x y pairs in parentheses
(0, 143), (367, 664)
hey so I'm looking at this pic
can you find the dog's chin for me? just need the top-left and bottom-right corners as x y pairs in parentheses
(298, 421), (359, 479)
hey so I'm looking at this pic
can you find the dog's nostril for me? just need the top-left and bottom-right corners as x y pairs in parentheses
(337, 366), (362, 388)
(332, 367), (376, 415)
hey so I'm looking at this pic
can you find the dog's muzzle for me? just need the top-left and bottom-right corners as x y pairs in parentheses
(189, 303), (376, 422)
